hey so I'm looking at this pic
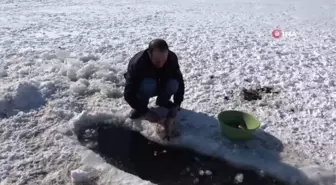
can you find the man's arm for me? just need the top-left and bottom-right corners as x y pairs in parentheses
(170, 54), (185, 107)
(123, 61), (149, 114)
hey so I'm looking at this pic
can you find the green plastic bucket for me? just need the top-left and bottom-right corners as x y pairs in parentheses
(217, 110), (260, 140)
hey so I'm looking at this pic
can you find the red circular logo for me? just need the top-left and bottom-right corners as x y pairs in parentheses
(272, 29), (282, 39)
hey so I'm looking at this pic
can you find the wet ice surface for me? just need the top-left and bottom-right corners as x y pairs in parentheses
(0, 0), (336, 184)
(78, 123), (287, 185)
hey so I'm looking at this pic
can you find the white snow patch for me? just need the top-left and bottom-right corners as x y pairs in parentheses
(1, 0), (335, 184)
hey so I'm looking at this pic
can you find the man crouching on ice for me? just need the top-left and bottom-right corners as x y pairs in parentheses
(123, 38), (185, 122)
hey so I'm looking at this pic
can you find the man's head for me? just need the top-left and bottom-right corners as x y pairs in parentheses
(148, 39), (169, 68)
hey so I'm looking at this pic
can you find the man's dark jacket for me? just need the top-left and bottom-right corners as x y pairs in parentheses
(123, 49), (185, 114)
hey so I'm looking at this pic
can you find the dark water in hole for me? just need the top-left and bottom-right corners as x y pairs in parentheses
(80, 123), (288, 185)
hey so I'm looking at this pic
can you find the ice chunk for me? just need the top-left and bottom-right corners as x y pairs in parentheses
(79, 54), (99, 63)
(234, 173), (244, 183)
(0, 93), (11, 115)
(67, 68), (77, 81)
(77, 63), (96, 79)
(78, 78), (90, 86)
(56, 48), (70, 61)
(39, 81), (57, 98)
(100, 86), (122, 98)
(205, 170), (212, 176)
(71, 169), (89, 183)
(40, 52), (57, 60)
(71, 81), (88, 96)
(0, 67), (7, 77)
(64, 58), (83, 80)
(65, 58), (83, 71)
(94, 70), (119, 83)
(17, 66), (30, 76)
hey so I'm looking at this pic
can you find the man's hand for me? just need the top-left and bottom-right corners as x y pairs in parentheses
(169, 105), (180, 118)
(145, 110), (161, 123)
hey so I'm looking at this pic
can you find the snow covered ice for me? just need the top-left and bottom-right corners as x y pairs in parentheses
(0, 0), (336, 184)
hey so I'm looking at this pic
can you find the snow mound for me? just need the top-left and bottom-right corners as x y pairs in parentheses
(12, 81), (46, 111)
(0, 81), (46, 117)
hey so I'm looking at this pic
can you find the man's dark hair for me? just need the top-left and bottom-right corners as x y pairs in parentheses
(148, 39), (169, 53)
